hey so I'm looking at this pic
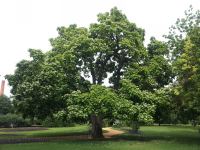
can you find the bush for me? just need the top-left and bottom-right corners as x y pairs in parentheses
(42, 116), (74, 127)
(0, 114), (31, 128)
(0, 95), (13, 115)
(42, 117), (56, 127)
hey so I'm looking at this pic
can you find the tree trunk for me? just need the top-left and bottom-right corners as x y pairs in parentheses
(131, 121), (140, 134)
(91, 114), (103, 138)
(158, 118), (161, 126)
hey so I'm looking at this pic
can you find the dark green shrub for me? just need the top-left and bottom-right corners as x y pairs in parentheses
(42, 117), (65, 127)
(0, 114), (31, 128)
(42, 116), (75, 127)
(42, 117), (55, 127)
(0, 95), (13, 115)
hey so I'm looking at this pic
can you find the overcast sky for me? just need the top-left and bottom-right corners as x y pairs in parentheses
(0, 0), (200, 96)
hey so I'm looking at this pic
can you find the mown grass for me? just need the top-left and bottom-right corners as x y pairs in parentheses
(116, 126), (200, 145)
(0, 125), (200, 150)
(0, 125), (89, 139)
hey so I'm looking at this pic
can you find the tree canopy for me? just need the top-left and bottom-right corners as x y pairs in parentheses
(166, 6), (200, 125)
(50, 7), (146, 90)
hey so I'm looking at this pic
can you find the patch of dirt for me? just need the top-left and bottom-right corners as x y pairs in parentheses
(1, 127), (48, 132)
(103, 127), (124, 138)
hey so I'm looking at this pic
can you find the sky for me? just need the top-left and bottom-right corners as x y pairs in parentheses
(0, 0), (200, 96)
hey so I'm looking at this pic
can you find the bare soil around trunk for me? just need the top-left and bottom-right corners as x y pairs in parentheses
(103, 127), (124, 138)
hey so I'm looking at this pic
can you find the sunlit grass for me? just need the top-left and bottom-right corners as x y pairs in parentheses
(0, 125), (200, 150)
(0, 125), (89, 139)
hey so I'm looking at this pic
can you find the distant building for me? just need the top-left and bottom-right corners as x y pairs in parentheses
(0, 80), (5, 96)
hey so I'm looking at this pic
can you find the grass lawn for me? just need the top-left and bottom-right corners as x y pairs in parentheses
(0, 125), (89, 139)
(0, 125), (200, 150)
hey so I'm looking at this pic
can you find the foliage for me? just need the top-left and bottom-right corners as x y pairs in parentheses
(6, 49), (86, 120)
(125, 37), (172, 91)
(41, 116), (72, 127)
(172, 27), (200, 124)
(0, 114), (31, 128)
(119, 36), (172, 126)
(119, 79), (155, 125)
(166, 6), (200, 125)
(57, 85), (135, 122)
(165, 5), (200, 60)
(50, 7), (146, 90)
(153, 88), (173, 124)
(6, 49), (46, 119)
(0, 95), (12, 115)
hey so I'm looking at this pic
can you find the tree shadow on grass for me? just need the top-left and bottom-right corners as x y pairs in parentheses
(105, 131), (200, 146)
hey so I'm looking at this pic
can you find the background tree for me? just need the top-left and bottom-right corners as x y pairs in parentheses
(166, 5), (200, 60)
(6, 49), (87, 120)
(172, 27), (200, 125)
(124, 37), (172, 91)
(6, 49), (45, 120)
(166, 6), (200, 125)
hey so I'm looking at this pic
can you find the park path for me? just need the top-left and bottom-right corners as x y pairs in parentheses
(0, 128), (124, 144)
(103, 127), (124, 138)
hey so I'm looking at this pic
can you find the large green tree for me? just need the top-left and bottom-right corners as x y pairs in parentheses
(7, 7), (168, 138)
(49, 7), (149, 138)
(166, 6), (200, 125)
(173, 27), (200, 124)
